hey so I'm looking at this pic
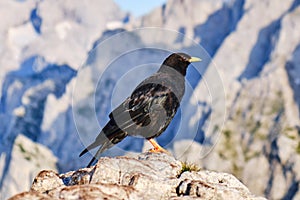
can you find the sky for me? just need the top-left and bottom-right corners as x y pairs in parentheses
(114, 0), (167, 17)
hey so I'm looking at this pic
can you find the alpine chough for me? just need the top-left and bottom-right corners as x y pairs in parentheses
(80, 52), (201, 167)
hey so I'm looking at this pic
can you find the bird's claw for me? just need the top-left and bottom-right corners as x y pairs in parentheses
(148, 147), (171, 155)
(147, 138), (171, 155)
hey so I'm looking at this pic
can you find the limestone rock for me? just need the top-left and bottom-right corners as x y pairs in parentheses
(31, 170), (64, 193)
(0, 135), (57, 200)
(9, 153), (266, 200)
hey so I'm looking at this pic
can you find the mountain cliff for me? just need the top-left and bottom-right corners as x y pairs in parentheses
(1, 0), (300, 199)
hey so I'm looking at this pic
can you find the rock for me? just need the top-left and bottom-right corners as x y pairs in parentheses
(9, 191), (52, 200)
(242, 156), (269, 196)
(138, 0), (224, 39)
(0, 134), (57, 200)
(9, 153), (266, 200)
(31, 170), (64, 193)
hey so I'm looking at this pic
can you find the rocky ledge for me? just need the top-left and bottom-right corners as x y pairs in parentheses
(9, 153), (266, 200)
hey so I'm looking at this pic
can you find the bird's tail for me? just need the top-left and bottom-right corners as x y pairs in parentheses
(85, 139), (113, 167)
(84, 132), (127, 167)
(79, 132), (108, 157)
(79, 123), (128, 167)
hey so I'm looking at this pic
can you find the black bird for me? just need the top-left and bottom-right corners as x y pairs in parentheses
(80, 52), (201, 167)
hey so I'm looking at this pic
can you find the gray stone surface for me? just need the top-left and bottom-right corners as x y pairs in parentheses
(9, 153), (266, 200)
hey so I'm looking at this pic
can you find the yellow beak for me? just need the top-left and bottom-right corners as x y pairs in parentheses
(189, 57), (202, 62)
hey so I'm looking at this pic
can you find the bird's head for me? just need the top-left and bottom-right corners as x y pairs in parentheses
(161, 52), (201, 76)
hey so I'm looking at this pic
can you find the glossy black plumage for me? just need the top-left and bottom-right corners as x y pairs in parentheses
(80, 53), (200, 167)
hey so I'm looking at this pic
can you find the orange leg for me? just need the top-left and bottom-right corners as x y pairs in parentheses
(148, 138), (169, 154)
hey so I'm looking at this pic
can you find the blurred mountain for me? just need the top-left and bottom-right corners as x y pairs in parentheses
(0, 0), (300, 199)
(0, 134), (57, 200)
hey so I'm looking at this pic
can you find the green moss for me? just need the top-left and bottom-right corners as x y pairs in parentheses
(276, 90), (283, 97)
(180, 161), (200, 174)
(255, 132), (268, 140)
(34, 146), (39, 153)
(218, 152), (226, 159)
(18, 144), (26, 153)
(18, 143), (35, 161)
(287, 135), (296, 140)
(271, 102), (283, 114)
(220, 129), (239, 160)
(283, 126), (297, 139)
(284, 127), (295, 132)
(213, 125), (219, 133)
(223, 129), (232, 139)
(263, 90), (284, 115)
(232, 163), (242, 178)
(270, 93), (284, 115)
(24, 156), (31, 161)
(245, 151), (261, 162)
(296, 142), (300, 155)
(250, 121), (261, 134)
(235, 108), (242, 118)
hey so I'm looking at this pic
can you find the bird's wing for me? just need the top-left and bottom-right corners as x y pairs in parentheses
(110, 82), (173, 133)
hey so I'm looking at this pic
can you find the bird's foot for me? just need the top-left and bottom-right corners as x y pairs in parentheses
(148, 147), (170, 154)
(147, 138), (171, 155)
